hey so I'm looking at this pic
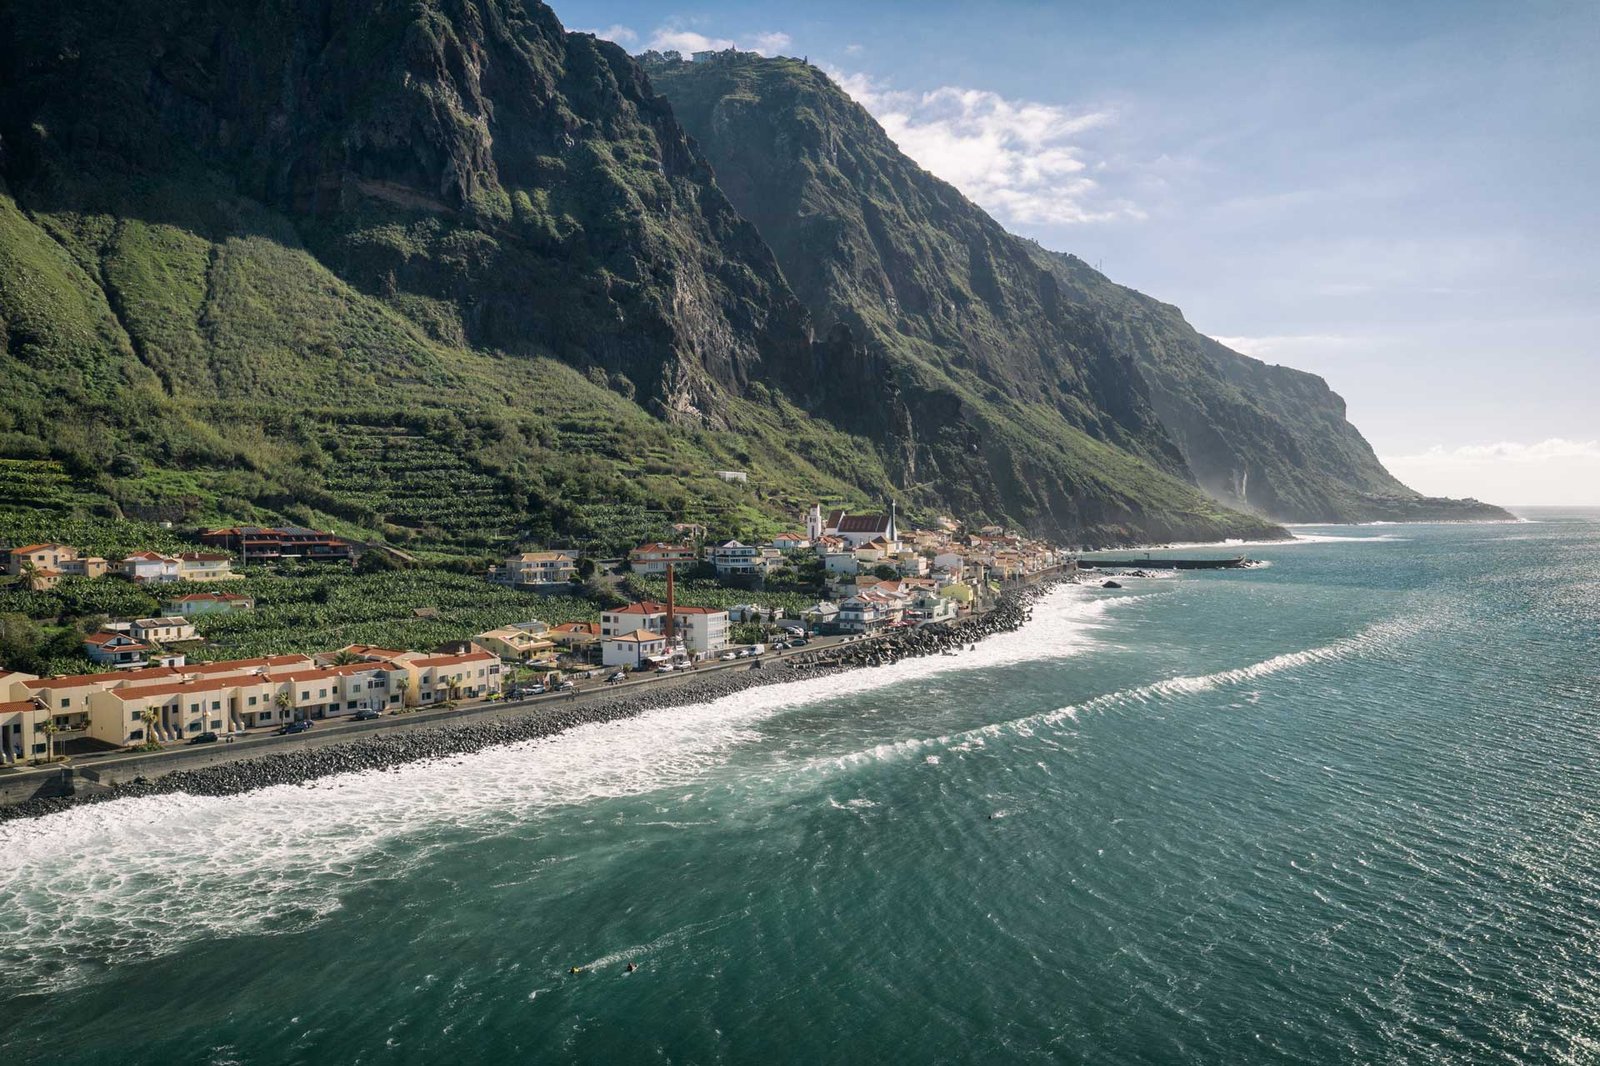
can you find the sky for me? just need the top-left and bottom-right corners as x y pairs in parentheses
(558, 1), (1599, 506)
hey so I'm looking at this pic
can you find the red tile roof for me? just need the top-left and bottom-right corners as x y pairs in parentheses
(27, 666), (174, 690)
(112, 677), (242, 701)
(9, 543), (68, 556)
(609, 601), (668, 615)
(410, 651), (497, 669)
(837, 514), (891, 534)
(83, 631), (148, 649)
(0, 699), (40, 715)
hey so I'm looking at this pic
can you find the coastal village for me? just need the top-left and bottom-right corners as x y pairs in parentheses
(0, 504), (1070, 768)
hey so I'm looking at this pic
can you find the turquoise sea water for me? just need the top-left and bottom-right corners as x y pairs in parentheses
(2, 510), (1597, 1064)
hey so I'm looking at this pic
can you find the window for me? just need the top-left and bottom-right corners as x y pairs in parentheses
(248, 696), (257, 706)
(60, 698), (71, 708)
(351, 684), (361, 693)
(190, 703), (199, 713)
(347, 701), (357, 710)
(211, 701), (220, 711)
(301, 691), (310, 701)
(318, 689), (327, 698)
(128, 730), (143, 741)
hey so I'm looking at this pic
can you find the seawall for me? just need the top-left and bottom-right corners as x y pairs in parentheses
(0, 575), (1068, 821)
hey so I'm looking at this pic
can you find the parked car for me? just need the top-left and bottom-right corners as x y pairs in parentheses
(351, 708), (382, 722)
(188, 731), (219, 745)
(529, 684), (546, 695)
(772, 642), (789, 651)
(720, 652), (737, 661)
(791, 638), (810, 647)
(558, 680), (575, 691)
(607, 672), (627, 684)
(277, 720), (313, 735)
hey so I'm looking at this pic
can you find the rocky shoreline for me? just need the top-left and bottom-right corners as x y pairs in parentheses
(0, 578), (1067, 823)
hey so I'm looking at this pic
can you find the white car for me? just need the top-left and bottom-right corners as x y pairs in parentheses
(720, 652), (737, 661)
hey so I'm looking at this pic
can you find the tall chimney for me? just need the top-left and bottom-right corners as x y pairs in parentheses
(665, 562), (676, 642)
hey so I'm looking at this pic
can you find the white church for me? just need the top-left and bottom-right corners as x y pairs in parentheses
(807, 500), (901, 550)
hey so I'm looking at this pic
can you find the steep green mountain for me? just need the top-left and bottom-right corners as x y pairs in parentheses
(643, 50), (1510, 525)
(0, 0), (1289, 552)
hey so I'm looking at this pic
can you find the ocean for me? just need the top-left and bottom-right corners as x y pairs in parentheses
(2, 509), (1596, 1064)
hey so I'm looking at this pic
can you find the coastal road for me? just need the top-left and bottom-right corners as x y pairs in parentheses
(0, 632), (883, 787)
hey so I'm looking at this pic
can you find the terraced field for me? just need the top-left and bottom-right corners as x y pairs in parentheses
(318, 424), (521, 551)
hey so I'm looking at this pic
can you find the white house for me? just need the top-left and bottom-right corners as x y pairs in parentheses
(822, 551), (859, 576)
(83, 631), (152, 668)
(673, 606), (729, 655)
(837, 596), (890, 633)
(768, 531), (810, 551)
(708, 541), (782, 578)
(602, 629), (668, 668)
(905, 588), (957, 625)
(801, 601), (840, 629)
(130, 617), (199, 643)
(121, 552), (181, 583)
(601, 601), (728, 655)
(728, 603), (784, 623)
(601, 601), (668, 637)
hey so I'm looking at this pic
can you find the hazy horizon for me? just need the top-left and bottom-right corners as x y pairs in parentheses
(561, 0), (1599, 507)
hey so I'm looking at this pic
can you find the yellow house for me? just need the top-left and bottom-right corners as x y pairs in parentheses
(0, 669), (44, 763)
(176, 553), (242, 582)
(474, 626), (559, 664)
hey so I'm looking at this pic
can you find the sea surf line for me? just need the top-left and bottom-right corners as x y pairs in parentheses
(0, 584), (1122, 995)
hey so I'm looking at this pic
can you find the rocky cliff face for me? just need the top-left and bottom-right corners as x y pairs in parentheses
(1, 0), (815, 424)
(0, 0), (1470, 551)
(644, 51), (1511, 525)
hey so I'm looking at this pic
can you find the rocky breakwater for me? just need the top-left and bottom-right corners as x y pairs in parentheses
(0, 577), (1068, 823)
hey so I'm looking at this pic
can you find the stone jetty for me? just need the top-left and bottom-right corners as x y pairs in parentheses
(0, 577), (1066, 823)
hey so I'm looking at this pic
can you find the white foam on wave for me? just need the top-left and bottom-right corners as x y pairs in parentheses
(0, 582), (1123, 994)
(812, 612), (1433, 775)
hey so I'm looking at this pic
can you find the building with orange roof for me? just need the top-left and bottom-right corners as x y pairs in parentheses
(4, 543), (109, 585)
(601, 628), (670, 669)
(82, 630), (153, 668)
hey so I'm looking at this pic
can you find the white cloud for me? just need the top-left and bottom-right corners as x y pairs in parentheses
(643, 27), (791, 57)
(844, 43), (864, 55)
(828, 71), (1139, 226)
(646, 28), (737, 53)
(1380, 438), (1600, 506)
(747, 31), (792, 56)
(1208, 334), (1354, 359)
(579, 24), (636, 44)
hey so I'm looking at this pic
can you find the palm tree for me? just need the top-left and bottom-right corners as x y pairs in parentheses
(38, 720), (58, 763)
(397, 675), (413, 708)
(138, 708), (160, 748)
(275, 690), (295, 723)
(447, 678), (462, 703)
(328, 650), (361, 667)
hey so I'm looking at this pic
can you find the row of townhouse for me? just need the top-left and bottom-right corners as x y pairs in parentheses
(2, 543), (245, 591)
(0, 649), (502, 755)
